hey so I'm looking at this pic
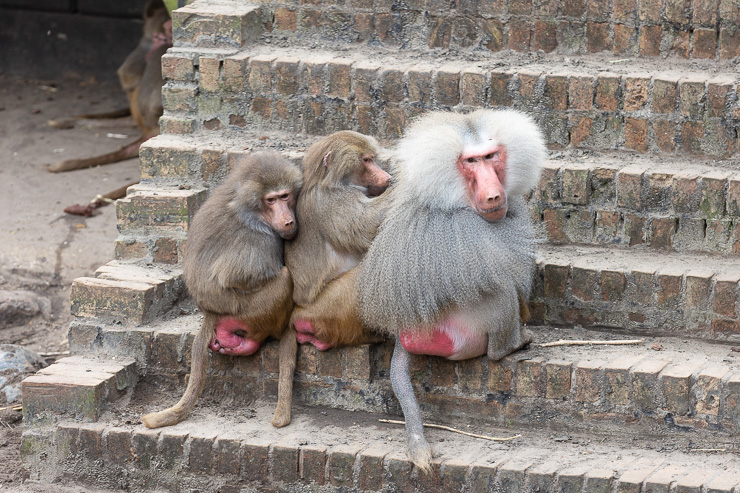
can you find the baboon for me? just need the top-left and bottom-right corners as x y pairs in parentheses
(141, 151), (302, 429)
(271, 131), (392, 428)
(358, 109), (546, 471)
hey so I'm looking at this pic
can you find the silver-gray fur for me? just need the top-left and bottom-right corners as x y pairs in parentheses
(359, 195), (534, 334)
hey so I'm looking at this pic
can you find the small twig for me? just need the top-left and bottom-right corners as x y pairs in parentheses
(609, 58), (632, 63)
(0, 405), (22, 412)
(689, 448), (727, 453)
(379, 419), (521, 442)
(39, 351), (70, 358)
(535, 339), (643, 348)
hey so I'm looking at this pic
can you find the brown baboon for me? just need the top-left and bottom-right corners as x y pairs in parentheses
(358, 109), (546, 471)
(270, 131), (392, 429)
(141, 151), (302, 429)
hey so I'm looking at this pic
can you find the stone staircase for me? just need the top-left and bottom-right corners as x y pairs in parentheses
(20, 0), (740, 491)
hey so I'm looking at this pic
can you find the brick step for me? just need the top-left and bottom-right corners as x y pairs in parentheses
(21, 356), (136, 426)
(70, 261), (184, 325)
(160, 43), (740, 157)
(174, 0), (740, 62)
(21, 399), (740, 492)
(66, 312), (740, 436)
(258, 0), (740, 62)
(137, 130), (309, 186)
(534, 244), (740, 339)
(534, 149), (740, 255)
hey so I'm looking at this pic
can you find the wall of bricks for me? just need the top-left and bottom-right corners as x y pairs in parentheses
(534, 161), (740, 255)
(251, 0), (740, 60)
(20, 420), (740, 493)
(66, 316), (740, 434)
(160, 49), (740, 157)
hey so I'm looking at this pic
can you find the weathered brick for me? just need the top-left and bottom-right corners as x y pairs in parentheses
(562, 166), (591, 204)
(661, 361), (705, 415)
(705, 470), (740, 493)
(686, 270), (714, 310)
(615, 458), (666, 492)
(694, 28), (718, 58)
(77, 423), (106, 460)
(497, 459), (535, 492)
(354, 62), (379, 104)
(162, 53), (195, 82)
(482, 18), (505, 52)
(649, 217), (676, 250)
(328, 60), (352, 99)
(489, 360), (514, 392)
(571, 266), (599, 301)
(679, 78), (706, 118)
(701, 172), (729, 218)
(545, 360), (572, 399)
(695, 366), (729, 416)
(666, 0), (692, 23)
(248, 55), (275, 94)
(632, 359), (670, 411)
(595, 73), (621, 111)
(656, 267), (682, 309)
(605, 355), (644, 406)
(189, 430), (218, 473)
(675, 467), (721, 492)
(639, 25), (662, 56)
(344, 345), (371, 380)
(300, 445), (327, 484)
(645, 464), (691, 493)
(544, 209), (568, 244)
(569, 115), (592, 147)
(616, 166), (644, 210)
(533, 19), (558, 52)
(461, 69), (488, 106)
(652, 120), (677, 152)
(517, 358), (543, 397)
(595, 211), (620, 243)
(601, 270), (626, 301)
(586, 22), (611, 53)
(613, 23), (637, 54)
(358, 444), (391, 491)
(106, 428), (132, 464)
(199, 56), (221, 93)
(568, 76), (594, 110)
(327, 444), (360, 487)
(625, 118), (648, 152)
(719, 26), (740, 59)
(317, 349), (342, 378)
(624, 75), (650, 111)
(527, 461), (559, 491)
(296, 344), (318, 375)
(380, 69), (405, 103)
(160, 430), (188, 471)
(543, 261), (570, 297)
(436, 68), (461, 106)
(713, 277), (738, 317)
(652, 78), (678, 114)
(241, 437), (271, 482)
(458, 358), (483, 392)
(545, 74), (568, 110)
(274, 7), (297, 31)
(575, 361), (602, 403)
(272, 444), (300, 483)
(508, 19), (532, 52)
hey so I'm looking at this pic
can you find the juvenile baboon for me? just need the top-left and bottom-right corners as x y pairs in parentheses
(270, 131), (392, 428)
(358, 109), (546, 471)
(141, 151), (302, 429)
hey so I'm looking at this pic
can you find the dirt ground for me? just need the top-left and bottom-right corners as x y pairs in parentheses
(0, 73), (142, 490)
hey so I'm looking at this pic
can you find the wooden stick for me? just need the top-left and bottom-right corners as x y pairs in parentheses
(379, 419), (521, 442)
(535, 339), (643, 348)
(0, 405), (22, 412)
(39, 351), (70, 358)
(688, 448), (727, 453)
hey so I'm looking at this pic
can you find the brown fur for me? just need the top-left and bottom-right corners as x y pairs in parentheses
(141, 152), (302, 429)
(48, 0), (170, 173)
(285, 130), (392, 345)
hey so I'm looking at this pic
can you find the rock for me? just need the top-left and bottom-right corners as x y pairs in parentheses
(0, 344), (47, 405)
(0, 290), (51, 327)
